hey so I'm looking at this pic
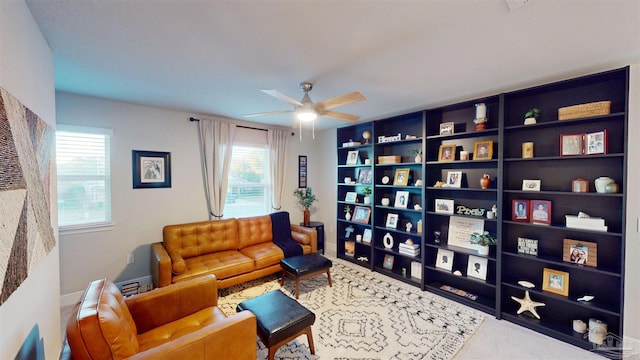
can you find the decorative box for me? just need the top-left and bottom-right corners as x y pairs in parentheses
(342, 141), (361, 147)
(572, 178), (589, 192)
(558, 101), (611, 120)
(378, 155), (401, 164)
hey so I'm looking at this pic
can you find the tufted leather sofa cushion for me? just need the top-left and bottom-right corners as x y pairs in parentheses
(237, 216), (273, 249)
(163, 218), (239, 261)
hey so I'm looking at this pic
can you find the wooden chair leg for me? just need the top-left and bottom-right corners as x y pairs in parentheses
(305, 326), (315, 354)
(295, 278), (300, 299)
(280, 270), (286, 286)
(326, 269), (332, 287)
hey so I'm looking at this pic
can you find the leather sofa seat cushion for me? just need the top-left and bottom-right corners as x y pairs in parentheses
(239, 243), (284, 270)
(137, 307), (228, 350)
(237, 216), (273, 249)
(173, 250), (254, 282)
(164, 219), (240, 259)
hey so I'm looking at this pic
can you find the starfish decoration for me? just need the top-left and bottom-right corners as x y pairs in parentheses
(511, 290), (546, 319)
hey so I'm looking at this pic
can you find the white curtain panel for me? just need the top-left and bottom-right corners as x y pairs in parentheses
(197, 118), (236, 219)
(268, 129), (288, 211)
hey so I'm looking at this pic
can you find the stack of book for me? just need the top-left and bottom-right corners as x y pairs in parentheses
(565, 215), (608, 232)
(399, 242), (420, 257)
(120, 282), (140, 297)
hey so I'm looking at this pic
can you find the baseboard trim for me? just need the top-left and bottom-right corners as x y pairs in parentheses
(60, 275), (153, 307)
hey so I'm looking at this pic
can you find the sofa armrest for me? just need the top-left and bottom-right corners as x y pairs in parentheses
(291, 224), (317, 253)
(151, 242), (172, 288)
(127, 275), (219, 334)
(127, 311), (257, 360)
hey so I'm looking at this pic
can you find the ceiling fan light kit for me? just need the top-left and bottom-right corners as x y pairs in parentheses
(245, 81), (366, 140)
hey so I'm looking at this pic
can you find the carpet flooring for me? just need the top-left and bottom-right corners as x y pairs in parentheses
(217, 259), (486, 359)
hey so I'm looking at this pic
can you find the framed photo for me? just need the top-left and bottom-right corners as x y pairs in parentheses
(362, 228), (372, 244)
(446, 171), (462, 188)
(352, 206), (371, 224)
(530, 200), (552, 225)
(522, 179), (541, 191)
(438, 144), (456, 162)
(393, 168), (410, 186)
(586, 130), (607, 155)
(394, 191), (409, 208)
(517, 237), (538, 256)
(542, 268), (569, 296)
(132, 150), (171, 189)
(344, 240), (355, 257)
(563, 239), (597, 267)
(357, 168), (372, 184)
(439, 122), (455, 135)
(345, 191), (358, 203)
(467, 255), (488, 281)
(512, 199), (529, 221)
(383, 254), (395, 270)
(473, 140), (493, 160)
(447, 216), (485, 251)
(346, 150), (359, 165)
(298, 155), (307, 188)
(385, 213), (399, 229)
(435, 249), (454, 271)
(435, 198), (455, 214)
(560, 134), (584, 156)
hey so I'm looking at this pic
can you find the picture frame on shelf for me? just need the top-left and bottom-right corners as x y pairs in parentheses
(446, 171), (462, 188)
(530, 200), (552, 225)
(393, 168), (410, 186)
(542, 268), (569, 297)
(132, 150), (172, 189)
(344, 240), (355, 257)
(438, 144), (456, 162)
(467, 255), (488, 281)
(394, 191), (409, 208)
(512, 199), (529, 221)
(563, 239), (597, 267)
(385, 213), (399, 229)
(517, 237), (538, 256)
(345, 192), (358, 203)
(560, 134), (584, 156)
(383, 254), (395, 270)
(522, 179), (541, 191)
(435, 249), (454, 271)
(586, 130), (607, 155)
(435, 198), (455, 214)
(352, 206), (371, 224)
(439, 122), (454, 135)
(346, 150), (359, 165)
(362, 228), (372, 244)
(473, 140), (493, 160)
(357, 168), (372, 184)
(447, 216), (485, 251)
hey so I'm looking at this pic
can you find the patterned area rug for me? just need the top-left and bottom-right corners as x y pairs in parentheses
(218, 258), (486, 359)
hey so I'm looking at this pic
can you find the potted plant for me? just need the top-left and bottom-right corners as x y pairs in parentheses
(470, 231), (497, 256)
(524, 108), (540, 125)
(362, 186), (372, 204)
(410, 148), (423, 163)
(344, 205), (352, 221)
(293, 187), (317, 225)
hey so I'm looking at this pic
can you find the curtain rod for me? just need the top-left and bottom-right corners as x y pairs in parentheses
(189, 117), (268, 132)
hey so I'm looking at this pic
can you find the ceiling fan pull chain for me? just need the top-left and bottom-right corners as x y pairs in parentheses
(300, 121), (303, 142)
(312, 120), (315, 139)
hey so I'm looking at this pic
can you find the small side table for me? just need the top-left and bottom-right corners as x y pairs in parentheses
(300, 221), (324, 254)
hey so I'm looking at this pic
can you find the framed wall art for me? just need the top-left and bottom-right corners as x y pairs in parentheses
(542, 268), (569, 296)
(298, 155), (307, 188)
(473, 140), (493, 160)
(132, 150), (172, 189)
(563, 239), (597, 267)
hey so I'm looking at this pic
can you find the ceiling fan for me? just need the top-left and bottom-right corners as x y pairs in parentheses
(245, 82), (366, 123)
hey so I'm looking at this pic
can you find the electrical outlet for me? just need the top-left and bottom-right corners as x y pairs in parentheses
(126, 253), (134, 265)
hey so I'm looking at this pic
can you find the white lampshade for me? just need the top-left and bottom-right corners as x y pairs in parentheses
(297, 107), (317, 122)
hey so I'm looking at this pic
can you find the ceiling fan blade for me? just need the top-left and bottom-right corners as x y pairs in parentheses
(244, 110), (293, 118)
(261, 89), (303, 107)
(320, 110), (360, 122)
(315, 91), (366, 111)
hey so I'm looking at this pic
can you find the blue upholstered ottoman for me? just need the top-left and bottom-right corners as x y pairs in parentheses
(280, 253), (332, 299)
(236, 290), (315, 360)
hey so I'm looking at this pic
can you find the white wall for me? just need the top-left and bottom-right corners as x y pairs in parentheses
(0, 1), (60, 359)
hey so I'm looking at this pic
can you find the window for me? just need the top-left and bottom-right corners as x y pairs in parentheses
(56, 125), (112, 231)
(224, 144), (270, 218)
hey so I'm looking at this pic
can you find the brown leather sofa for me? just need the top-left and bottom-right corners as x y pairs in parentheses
(62, 274), (256, 360)
(151, 213), (317, 289)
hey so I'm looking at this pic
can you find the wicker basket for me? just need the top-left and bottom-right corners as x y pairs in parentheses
(378, 155), (401, 164)
(558, 101), (611, 120)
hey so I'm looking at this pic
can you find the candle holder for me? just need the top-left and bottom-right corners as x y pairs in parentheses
(474, 103), (488, 131)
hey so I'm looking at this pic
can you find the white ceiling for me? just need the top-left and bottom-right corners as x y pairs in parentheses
(26, 0), (640, 130)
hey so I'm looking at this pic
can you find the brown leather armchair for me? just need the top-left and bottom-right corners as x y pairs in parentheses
(63, 275), (256, 359)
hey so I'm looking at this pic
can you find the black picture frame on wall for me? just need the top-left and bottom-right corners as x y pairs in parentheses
(132, 150), (172, 189)
(299, 155), (308, 188)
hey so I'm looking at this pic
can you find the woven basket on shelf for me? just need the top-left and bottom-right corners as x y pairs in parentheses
(558, 101), (611, 120)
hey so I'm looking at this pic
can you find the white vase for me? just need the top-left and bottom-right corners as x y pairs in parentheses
(595, 177), (614, 193)
(364, 197), (371, 205)
(477, 245), (489, 256)
(415, 155), (422, 163)
(345, 212), (351, 221)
